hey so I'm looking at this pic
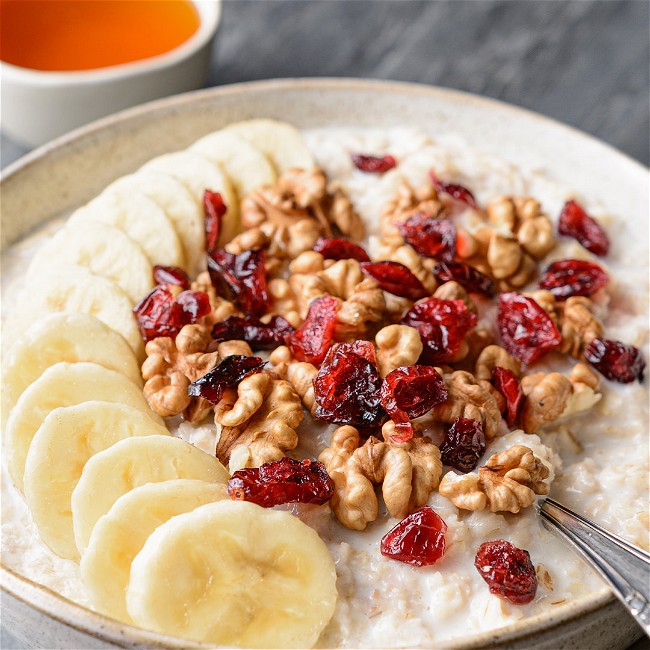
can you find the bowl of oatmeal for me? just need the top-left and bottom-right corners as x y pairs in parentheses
(1, 78), (648, 650)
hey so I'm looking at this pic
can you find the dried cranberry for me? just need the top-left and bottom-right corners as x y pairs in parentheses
(538, 259), (609, 299)
(351, 153), (397, 174)
(187, 355), (266, 404)
(429, 170), (477, 208)
(340, 340), (376, 365)
(584, 338), (645, 383)
(380, 506), (447, 566)
(313, 343), (385, 428)
(380, 366), (448, 442)
(497, 292), (561, 365)
(439, 417), (486, 473)
(153, 265), (190, 290)
(207, 249), (269, 316)
(402, 298), (478, 365)
(228, 457), (333, 508)
(475, 540), (537, 604)
(360, 261), (429, 301)
(558, 200), (610, 256)
(398, 213), (456, 261)
(133, 286), (211, 343)
(313, 237), (371, 263)
(203, 190), (227, 254)
(432, 261), (494, 298)
(211, 314), (294, 350)
(286, 295), (339, 365)
(492, 367), (524, 427)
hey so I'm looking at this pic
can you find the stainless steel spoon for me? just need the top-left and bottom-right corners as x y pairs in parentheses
(539, 497), (650, 636)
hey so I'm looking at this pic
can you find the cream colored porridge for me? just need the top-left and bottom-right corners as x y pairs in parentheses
(1, 123), (648, 648)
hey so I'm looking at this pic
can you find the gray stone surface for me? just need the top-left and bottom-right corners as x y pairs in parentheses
(1, 1), (648, 648)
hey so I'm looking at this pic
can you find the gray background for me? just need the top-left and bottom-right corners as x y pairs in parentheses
(1, 0), (649, 648)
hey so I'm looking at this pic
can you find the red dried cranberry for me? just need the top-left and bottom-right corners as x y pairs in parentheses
(203, 190), (227, 254)
(207, 249), (269, 316)
(351, 153), (397, 174)
(286, 295), (339, 365)
(475, 540), (537, 604)
(175, 291), (211, 321)
(497, 292), (561, 365)
(340, 340), (376, 365)
(439, 417), (486, 473)
(401, 298), (478, 365)
(584, 338), (645, 383)
(429, 170), (477, 208)
(133, 286), (211, 343)
(313, 343), (385, 428)
(153, 265), (190, 290)
(539, 259), (609, 299)
(380, 366), (448, 442)
(313, 237), (371, 263)
(380, 506), (447, 566)
(398, 213), (456, 262)
(360, 261), (429, 301)
(492, 367), (524, 427)
(212, 314), (294, 350)
(558, 200), (610, 256)
(432, 261), (494, 298)
(187, 355), (266, 404)
(228, 457), (333, 508)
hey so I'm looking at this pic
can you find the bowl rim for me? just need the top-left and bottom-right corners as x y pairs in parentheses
(0, 0), (221, 85)
(1, 76), (644, 649)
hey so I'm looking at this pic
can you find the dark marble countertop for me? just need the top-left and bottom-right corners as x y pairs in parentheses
(1, 1), (648, 648)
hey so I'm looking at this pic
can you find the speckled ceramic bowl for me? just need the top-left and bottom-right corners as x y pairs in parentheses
(1, 78), (647, 649)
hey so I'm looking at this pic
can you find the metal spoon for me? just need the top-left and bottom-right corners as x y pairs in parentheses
(538, 497), (650, 636)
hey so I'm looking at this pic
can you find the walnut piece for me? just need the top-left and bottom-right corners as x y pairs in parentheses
(214, 371), (304, 469)
(439, 444), (550, 513)
(269, 345), (318, 416)
(190, 271), (238, 327)
(374, 324), (423, 378)
(457, 226), (537, 291)
(487, 196), (555, 259)
(319, 423), (442, 530)
(430, 370), (502, 439)
(520, 365), (601, 433)
(142, 324), (219, 421)
(475, 344), (521, 381)
(557, 296), (604, 358)
(433, 281), (476, 313)
(380, 181), (445, 244)
(289, 257), (386, 340)
(235, 168), (364, 264)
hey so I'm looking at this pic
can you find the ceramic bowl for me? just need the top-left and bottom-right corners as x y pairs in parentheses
(1, 78), (647, 649)
(0, 0), (221, 148)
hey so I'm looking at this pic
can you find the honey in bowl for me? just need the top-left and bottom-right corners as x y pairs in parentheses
(0, 0), (200, 71)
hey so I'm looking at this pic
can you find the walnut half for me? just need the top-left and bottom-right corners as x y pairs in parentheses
(439, 445), (550, 513)
(319, 423), (442, 530)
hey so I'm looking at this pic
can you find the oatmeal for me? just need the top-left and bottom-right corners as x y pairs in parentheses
(1, 122), (648, 648)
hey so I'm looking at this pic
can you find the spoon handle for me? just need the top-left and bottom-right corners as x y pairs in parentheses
(539, 497), (650, 637)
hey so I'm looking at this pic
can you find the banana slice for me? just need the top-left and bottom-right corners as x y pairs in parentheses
(71, 435), (229, 554)
(126, 500), (337, 648)
(68, 189), (184, 268)
(2, 313), (141, 424)
(191, 130), (277, 199)
(224, 119), (315, 174)
(140, 150), (240, 246)
(25, 221), (153, 303)
(105, 171), (205, 276)
(81, 479), (227, 622)
(5, 362), (161, 492)
(15, 264), (143, 358)
(24, 401), (170, 561)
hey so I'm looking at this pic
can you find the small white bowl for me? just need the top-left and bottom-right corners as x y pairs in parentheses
(0, 0), (221, 148)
